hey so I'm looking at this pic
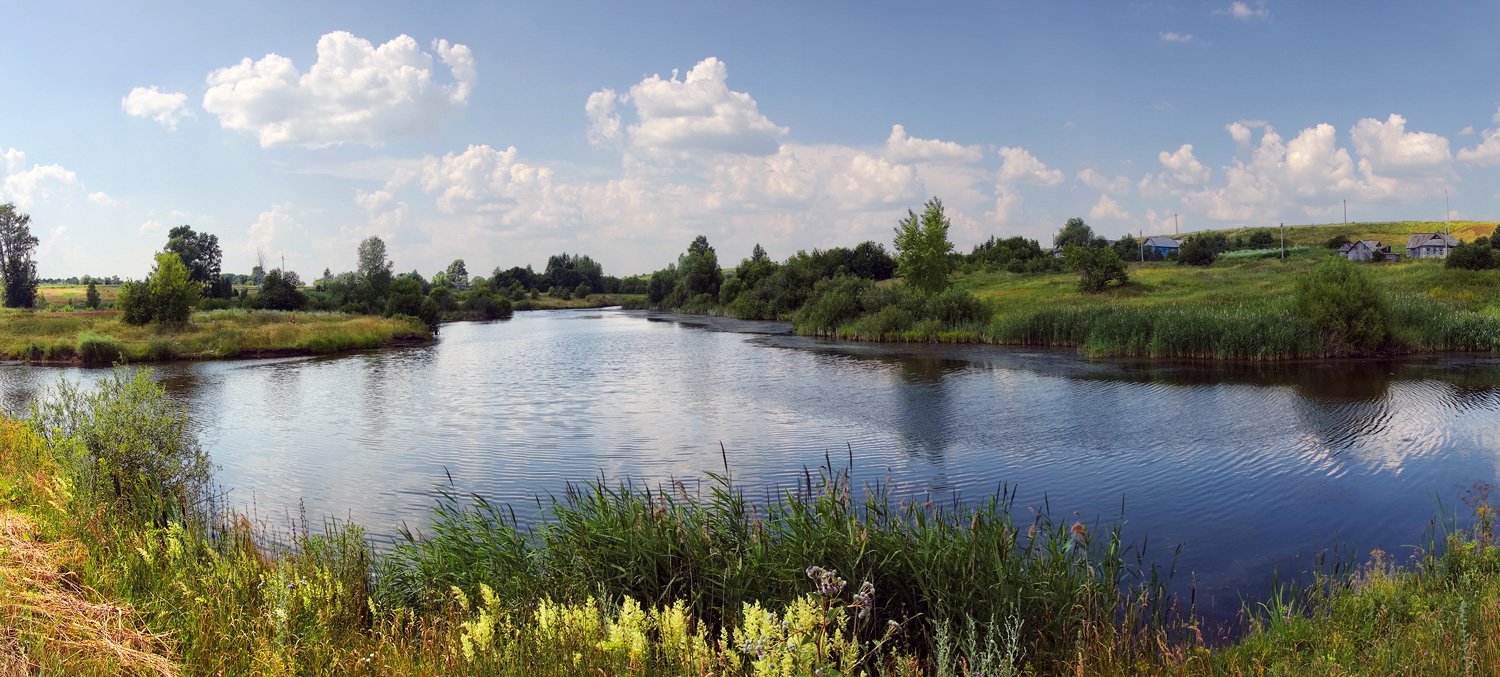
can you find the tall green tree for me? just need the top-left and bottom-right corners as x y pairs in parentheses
(677, 236), (723, 298)
(356, 236), (394, 301)
(164, 226), (222, 285)
(446, 259), (469, 287)
(148, 252), (198, 326)
(0, 203), (39, 308)
(85, 280), (101, 309)
(892, 197), (954, 295)
(1053, 218), (1095, 249)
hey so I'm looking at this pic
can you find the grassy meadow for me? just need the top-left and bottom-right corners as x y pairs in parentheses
(0, 309), (430, 364)
(794, 221), (1500, 359)
(6, 367), (1500, 675)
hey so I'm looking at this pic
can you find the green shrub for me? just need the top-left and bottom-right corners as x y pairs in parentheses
(1063, 245), (1129, 293)
(573, 282), (591, 299)
(76, 331), (126, 365)
(1295, 257), (1391, 355)
(43, 339), (75, 361)
(29, 365), (214, 508)
(144, 336), (178, 361)
(1446, 242), (1497, 270)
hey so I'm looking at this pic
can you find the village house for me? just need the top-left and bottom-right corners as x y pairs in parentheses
(1336, 239), (1393, 262)
(1406, 232), (1457, 259)
(1142, 236), (1182, 257)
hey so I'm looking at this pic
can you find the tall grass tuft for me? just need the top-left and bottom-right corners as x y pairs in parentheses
(381, 465), (1187, 672)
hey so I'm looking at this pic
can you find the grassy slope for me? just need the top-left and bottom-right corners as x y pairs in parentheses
(1154, 220), (1498, 256)
(963, 250), (1500, 319)
(0, 310), (430, 363)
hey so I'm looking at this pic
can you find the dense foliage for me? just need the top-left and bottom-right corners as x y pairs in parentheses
(0, 202), (39, 308)
(1178, 233), (1229, 266)
(1295, 257), (1391, 355)
(1064, 244), (1129, 293)
(894, 198), (955, 294)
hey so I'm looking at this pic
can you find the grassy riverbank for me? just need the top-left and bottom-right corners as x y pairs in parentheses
(0, 309), (430, 364)
(790, 249), (1500, 359)
(513, 293), (645, 311)
(5, 367), (1500, 674)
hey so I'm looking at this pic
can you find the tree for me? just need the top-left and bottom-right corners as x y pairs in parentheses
(751, 243), (769, 262)
(258, 269), (305, 310)
(1064, 245), (1129, 293)
(164, 226), (223, 286)
(677, 236), (723, 299)
(85, 280), (101, 309)
(849, 241), (898, 280)
(357, 236), (394, 301)
(1446, 241), (1497, 270)
(1111, 235), (1141, 262)
(1247, 228), (1276, 249)
(1054, 218), (1095, 249)
(447, 259), (469, 288)
(148, 252), (198, 326)
(893, 197), (954, 294)
(1178, 234), (1228, 266)
(1325, 234), (1350, 250)
(254, 247), (268, 286)
(0, 203), (40, 308)
(1296, 257), (1390, 355)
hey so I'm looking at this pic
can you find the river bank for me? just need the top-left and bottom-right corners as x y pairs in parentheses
(0, 309), (431, 364)
(726, 252), (1500, 360)
(3, 367), (1499, 675)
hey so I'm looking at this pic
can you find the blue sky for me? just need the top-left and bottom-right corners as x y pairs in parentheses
(4, 1), (1498, 279)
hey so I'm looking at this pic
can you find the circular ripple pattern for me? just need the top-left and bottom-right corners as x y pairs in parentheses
(4, 308), (1499, 617)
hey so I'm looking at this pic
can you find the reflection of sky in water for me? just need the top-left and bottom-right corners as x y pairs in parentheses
(4, 310), (1500, 619)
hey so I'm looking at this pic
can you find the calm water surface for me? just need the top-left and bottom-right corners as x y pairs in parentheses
(5, 308), (1499, 616)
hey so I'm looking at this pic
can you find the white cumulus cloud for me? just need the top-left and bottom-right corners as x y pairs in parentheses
(87, 192), (118, 207)
(997, 147), (1064, 186)
(1457, 129), (1500, 166)
(1, 147), (80, 209)
(122, 86), (194, 130)
(203, 32), (477, 148)
(1215, 1), (1269, 19)
(1088, 193), (1132, 221)
(594, 57), (788, 159)
(884, 124), (983, 164)
(1076, 168), (1133, 195)
(139, 219), (164, 235)
(1348, 114), (1453, 179)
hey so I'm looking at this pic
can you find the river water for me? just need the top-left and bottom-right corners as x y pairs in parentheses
(5, 307), (1499, 617)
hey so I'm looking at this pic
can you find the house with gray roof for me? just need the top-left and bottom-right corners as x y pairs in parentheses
(1142, 237), (1182, 256)
(1336, 239), (1391, 261)
(1406, 232), (1457, 259)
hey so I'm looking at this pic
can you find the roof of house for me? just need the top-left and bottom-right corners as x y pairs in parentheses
(1407, 233), (1458, 249)
(1143, 236), (1181, 248)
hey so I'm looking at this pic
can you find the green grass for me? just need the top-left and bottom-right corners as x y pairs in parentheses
(512, 292), (645, 310)
(1162, 220), (1498, 256)
(0, 309), (430, 363)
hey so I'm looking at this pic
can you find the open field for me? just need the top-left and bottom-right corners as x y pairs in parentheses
(962, 250), (1500, 318)
(0, 309), (430, 363)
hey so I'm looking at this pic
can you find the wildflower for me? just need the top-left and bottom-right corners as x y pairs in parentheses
(887, 619), (901, 632)
(853, 581), (876, 619)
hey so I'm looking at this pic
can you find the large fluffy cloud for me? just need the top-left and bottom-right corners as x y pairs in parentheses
(1, 147), (80, 209)
(203, 32), (476, 148)
(1135, 115), (1455, 226)
(586, 57), (788, 159)
(885, 125), (983, 164)
(122, 86), (194, 130)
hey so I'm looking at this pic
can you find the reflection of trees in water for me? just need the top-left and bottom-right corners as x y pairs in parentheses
(812, 349), (973, 463)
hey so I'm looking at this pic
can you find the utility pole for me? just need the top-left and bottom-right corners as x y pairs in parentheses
(1174, 213), (1179, 236)
(1445, 190), (1450, 236)
(1343, 199), (1347, 224)
(1280, 222), (1285, 259)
